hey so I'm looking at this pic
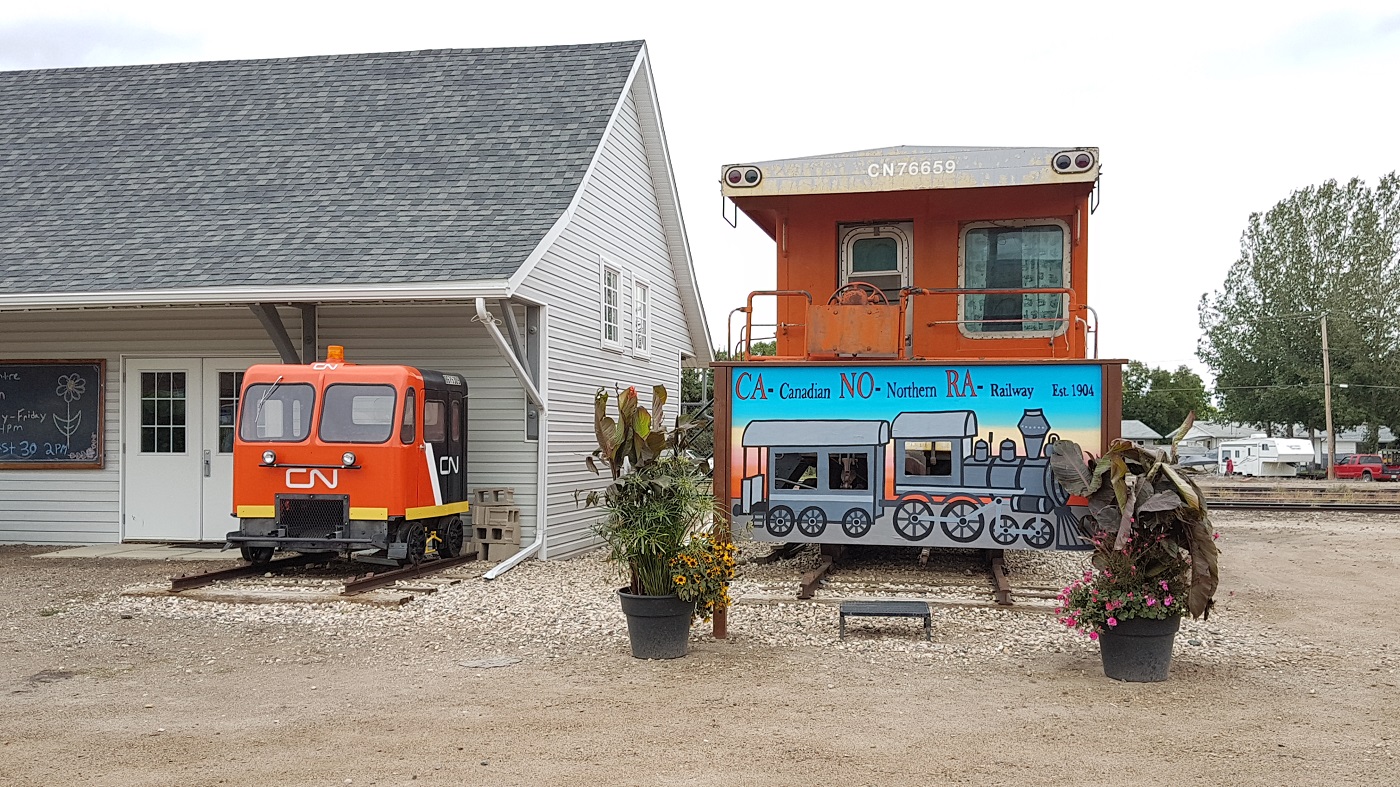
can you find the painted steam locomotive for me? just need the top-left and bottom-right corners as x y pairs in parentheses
(735, 407), (1085, 551)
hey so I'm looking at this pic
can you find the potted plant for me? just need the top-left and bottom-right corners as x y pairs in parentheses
(582, 385), (727, 659)
(1048, 414), (1221, 681)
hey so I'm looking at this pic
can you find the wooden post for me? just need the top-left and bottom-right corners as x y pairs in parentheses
(711, 364), (732, 639)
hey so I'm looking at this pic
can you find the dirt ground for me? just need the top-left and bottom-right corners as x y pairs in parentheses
(2, 511), (1397, 787)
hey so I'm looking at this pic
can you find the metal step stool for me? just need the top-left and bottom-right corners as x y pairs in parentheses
(839, 599), (932, 641)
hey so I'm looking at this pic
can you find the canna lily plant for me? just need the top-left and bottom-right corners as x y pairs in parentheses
(1048, 413), (1220, 638)
(581, 385), (720, 600)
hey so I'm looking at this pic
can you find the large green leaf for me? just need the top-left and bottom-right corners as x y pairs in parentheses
(1048, 440), (1096, 495)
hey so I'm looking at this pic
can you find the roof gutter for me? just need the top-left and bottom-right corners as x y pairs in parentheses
(476, 297), (547, 580)
(0, 281), (513, 312)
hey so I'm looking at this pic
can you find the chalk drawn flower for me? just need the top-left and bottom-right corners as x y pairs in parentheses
(56, 375), (87, 403)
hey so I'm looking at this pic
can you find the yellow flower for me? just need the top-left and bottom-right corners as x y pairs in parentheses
(674, 575), (686, 585)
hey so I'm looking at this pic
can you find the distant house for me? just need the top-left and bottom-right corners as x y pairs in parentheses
(1179, 421), (1259, 451)
(0, 41), (709, 561)
(1120, 420), (1163, 446)
(1181, 422), (1396, 464)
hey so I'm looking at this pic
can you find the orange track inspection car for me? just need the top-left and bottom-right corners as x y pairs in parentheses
(226, 346), (470, 565)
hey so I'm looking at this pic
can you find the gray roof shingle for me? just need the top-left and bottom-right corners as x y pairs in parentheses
(0, 41), (642, 294)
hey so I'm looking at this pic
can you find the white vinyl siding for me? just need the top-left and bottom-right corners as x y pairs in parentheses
(515, 83), (694, 559)
(0, 304), (537, 545)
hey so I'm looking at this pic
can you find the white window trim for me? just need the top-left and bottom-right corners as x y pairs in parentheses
(957, 218), (1071, 340)
(632, 277), (652, 358)
(838, 222), (913, 296)
(599, 256), (625, 352)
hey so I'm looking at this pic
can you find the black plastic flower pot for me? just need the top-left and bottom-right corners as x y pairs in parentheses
(617, 589), (696, 660)
(1098, 615), (1182, 682)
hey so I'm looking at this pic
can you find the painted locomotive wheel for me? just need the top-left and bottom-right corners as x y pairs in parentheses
(842, 508), (873, 538)
(893, 500), (934, 541)
(797, 506), (827, 537)
(399, 522), (427, 565)
(438, 516), (465, 558)
(766, 505), (796, 537)
(989, 515), (1020, 546)
(1024, 517), (1055, 549)
(239, 546), (273, 565)
(939, 500), (985, 543)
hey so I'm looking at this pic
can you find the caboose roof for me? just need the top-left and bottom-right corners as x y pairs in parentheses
(0, 41), (706, 325)
(720, 145), (1100, 199)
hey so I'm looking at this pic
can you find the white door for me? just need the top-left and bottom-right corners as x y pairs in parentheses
(124, 358), (268, 541)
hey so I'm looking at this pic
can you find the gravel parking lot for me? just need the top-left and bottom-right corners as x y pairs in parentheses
(2, 510), (1396, 786)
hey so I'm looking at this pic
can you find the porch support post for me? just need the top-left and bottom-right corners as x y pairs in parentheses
(249, 303), (301, 364)
(299, 304), (318, 364)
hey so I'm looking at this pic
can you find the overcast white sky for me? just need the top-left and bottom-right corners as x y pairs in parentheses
(4, 2), (1399, 377)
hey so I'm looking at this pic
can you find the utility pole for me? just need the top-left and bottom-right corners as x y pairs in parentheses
(1321, 313), (1336, 480)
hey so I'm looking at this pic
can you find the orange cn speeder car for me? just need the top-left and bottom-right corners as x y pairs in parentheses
(225, 346), (470, 565)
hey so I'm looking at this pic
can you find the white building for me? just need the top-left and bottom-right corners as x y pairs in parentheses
(0, 42), (709, 561)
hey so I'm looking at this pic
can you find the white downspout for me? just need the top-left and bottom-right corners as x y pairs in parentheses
(476, 297), (547, 580)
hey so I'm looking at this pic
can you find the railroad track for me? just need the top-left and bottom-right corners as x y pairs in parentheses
(169, 551), (478, 596)
(1199, 480), (1400, 511)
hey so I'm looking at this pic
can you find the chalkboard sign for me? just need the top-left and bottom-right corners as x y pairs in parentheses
(0, 360), (106, 469)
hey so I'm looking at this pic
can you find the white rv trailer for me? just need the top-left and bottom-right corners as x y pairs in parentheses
(1218, 435), (1315, 477)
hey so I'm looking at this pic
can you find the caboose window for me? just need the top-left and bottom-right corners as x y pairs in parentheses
(960, 220), (1069, 337)
(319, 384), (396, 444)
(839, 222), (911, 300)
(238, 383), (315, 442)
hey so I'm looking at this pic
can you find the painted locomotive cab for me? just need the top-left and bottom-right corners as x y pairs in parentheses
(714, 145), (1122, 554)
(226, 348), (470, 565)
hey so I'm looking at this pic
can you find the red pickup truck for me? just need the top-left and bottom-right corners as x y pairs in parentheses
(1333, 454), (1400, 482)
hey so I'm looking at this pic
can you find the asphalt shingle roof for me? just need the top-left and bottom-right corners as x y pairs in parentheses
(0, 41), (642, 294)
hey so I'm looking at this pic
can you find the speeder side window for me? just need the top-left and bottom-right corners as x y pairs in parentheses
(319, 384), (396, 444)
(238, 383), (315, 442)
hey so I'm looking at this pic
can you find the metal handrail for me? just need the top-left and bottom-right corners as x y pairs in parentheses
(727, 290), (812, 361)
(898, 287), (1089, 359)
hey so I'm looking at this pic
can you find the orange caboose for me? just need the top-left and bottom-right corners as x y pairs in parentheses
(716, 146), (1121, 554)
(226, 346), (470, 565)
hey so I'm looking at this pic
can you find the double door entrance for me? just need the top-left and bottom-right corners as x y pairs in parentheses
(123, 358), (269, 541)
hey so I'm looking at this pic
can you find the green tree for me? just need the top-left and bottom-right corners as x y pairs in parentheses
(679, 341), (776, 458)
(1198, 174), (1400, 437)
(1121, 362), (1216, 436)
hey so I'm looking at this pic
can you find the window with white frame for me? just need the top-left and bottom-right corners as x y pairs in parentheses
(959, 219), (1069, 337)
(633, 280), (650, 355)
(601, 262), (622, 348)
(838, 222), (912, 301)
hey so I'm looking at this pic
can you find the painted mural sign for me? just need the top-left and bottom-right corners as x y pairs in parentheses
(728, 363), (1103, 551)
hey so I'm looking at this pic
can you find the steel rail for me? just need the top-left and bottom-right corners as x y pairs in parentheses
(340, 552), (479, 596)
(170, 554), (320, 592)
(1206, 501), (1400, 512)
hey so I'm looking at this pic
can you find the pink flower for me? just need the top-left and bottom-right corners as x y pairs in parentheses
(1159, 580), (1170, 591)
(1146, 597), (1156, 606)
(1164, 595), (1174, 606)
(1089, 631), (1099, 641)
(1213, 532), (1220, 540)
(1107, 617), (1118, 627)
